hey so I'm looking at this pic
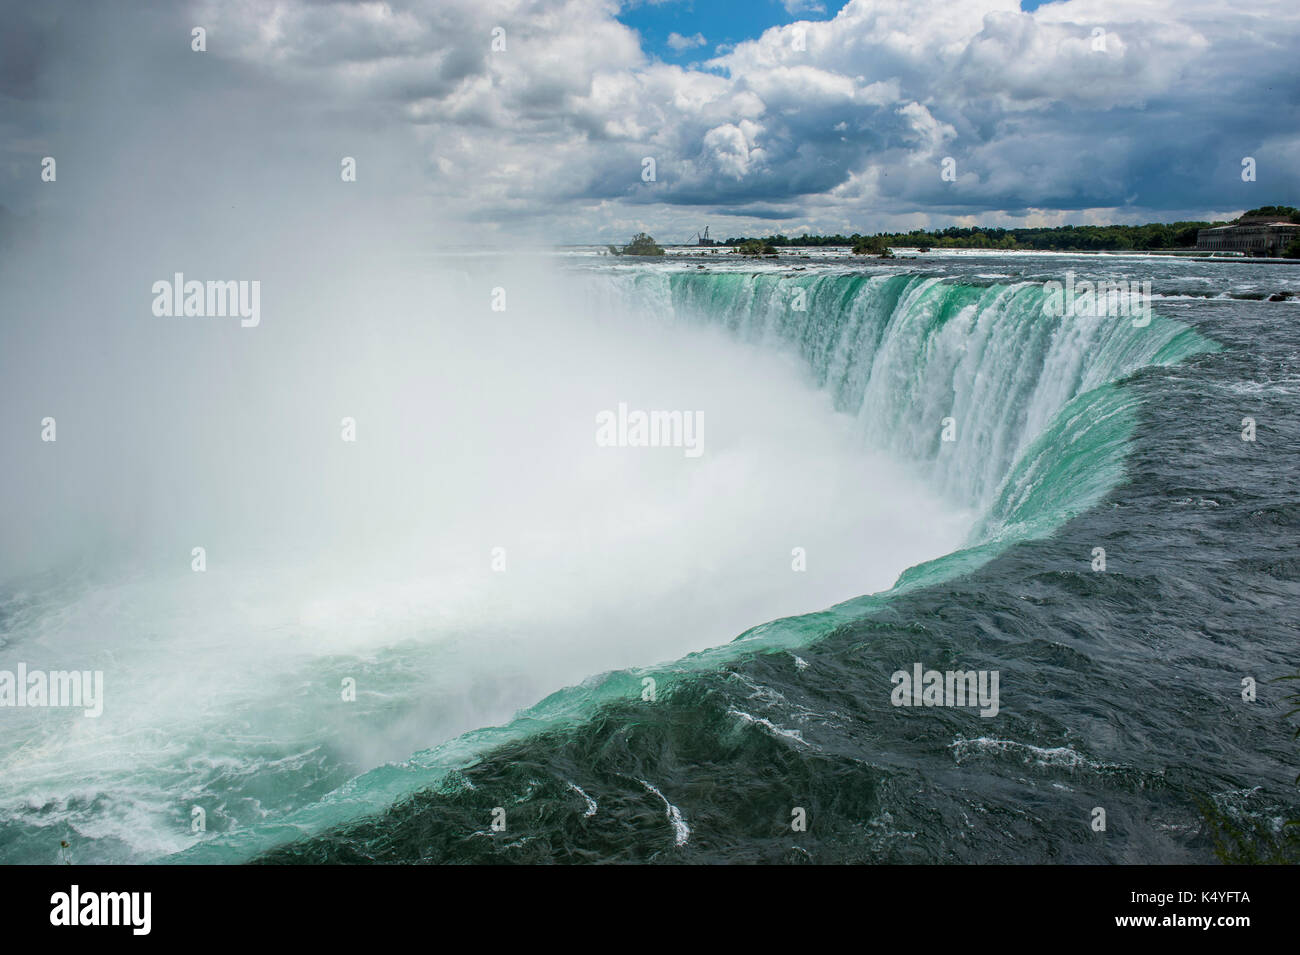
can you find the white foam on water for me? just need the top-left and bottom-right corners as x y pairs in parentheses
(638, 779), (690, 847)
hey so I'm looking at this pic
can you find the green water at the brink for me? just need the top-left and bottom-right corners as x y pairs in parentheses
(177, 270), (1216, 863)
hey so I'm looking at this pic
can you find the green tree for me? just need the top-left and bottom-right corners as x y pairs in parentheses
(852, 236), (893, 257)
(1242, 205), (1300, 223)
(614, 233), (664, 256)
(733, 239), (776, 256)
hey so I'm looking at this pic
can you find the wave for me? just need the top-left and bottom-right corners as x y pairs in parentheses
(174, 270), (1216, 862)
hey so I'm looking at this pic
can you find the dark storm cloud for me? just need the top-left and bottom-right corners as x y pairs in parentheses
(1, 0), (1296, 240)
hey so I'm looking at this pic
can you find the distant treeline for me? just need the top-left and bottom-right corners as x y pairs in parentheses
(722, 206), (1300, 253)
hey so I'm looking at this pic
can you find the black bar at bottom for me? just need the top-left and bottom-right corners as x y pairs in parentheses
(0, 864), (1281, 941)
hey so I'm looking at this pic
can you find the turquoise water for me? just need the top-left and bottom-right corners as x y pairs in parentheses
(168, 265), (1216, 863)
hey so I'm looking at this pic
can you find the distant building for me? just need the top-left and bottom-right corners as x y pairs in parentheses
(1196, 216), (1300, 256)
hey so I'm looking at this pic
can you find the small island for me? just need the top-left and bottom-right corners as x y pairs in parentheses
(608, 232), (665, 256)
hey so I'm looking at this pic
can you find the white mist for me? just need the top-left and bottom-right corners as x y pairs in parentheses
(0, 245), (970, 861)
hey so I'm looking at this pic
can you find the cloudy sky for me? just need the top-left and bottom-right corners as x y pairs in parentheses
(2, 0), (1298, 244)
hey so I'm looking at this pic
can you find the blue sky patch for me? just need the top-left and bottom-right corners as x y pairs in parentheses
(617, 0), (851, 62)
